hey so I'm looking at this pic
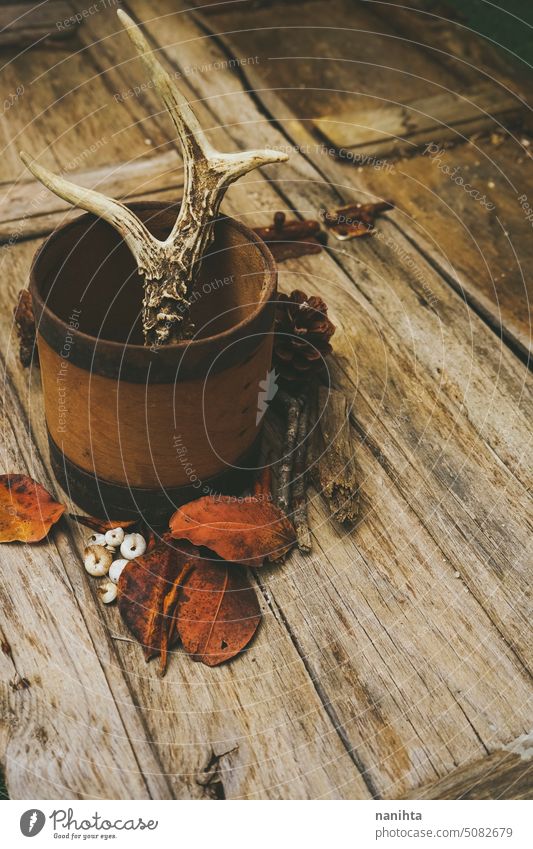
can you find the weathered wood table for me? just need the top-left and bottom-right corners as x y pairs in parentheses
(0, 0), (532, 800)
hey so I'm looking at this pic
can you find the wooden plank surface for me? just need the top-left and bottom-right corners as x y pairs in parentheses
(0, 0), (531, 800)
(0, 151), (184, 243)
(0, 16), (171, 183)
(194, 0), (533, 354)
(312, 84), (523, 159)
(402, 733), (533, 800)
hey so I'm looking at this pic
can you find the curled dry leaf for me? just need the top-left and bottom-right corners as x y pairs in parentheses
(118, 539), (197, 671)
(177, 560), (261, 667)
(169, 494), (296, 567)
(69, 514), (138, 533)
(0, 474), (65, 542)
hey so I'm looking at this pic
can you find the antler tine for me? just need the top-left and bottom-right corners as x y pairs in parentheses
(117, 9), (288, 237)
(117, 9), (212, 164)
(19, 151), (158, 276)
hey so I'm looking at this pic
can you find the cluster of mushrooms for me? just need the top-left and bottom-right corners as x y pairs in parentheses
(83, 529), (147, 604)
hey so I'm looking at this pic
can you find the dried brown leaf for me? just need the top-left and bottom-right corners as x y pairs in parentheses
(117, 539), (197, 665)
(169, 493), (295, 566)
(177, 560), (261, 667)
(0, 474), (65, 542)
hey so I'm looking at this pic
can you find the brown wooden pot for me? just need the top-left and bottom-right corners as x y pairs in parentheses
(30, 201), (277, 521)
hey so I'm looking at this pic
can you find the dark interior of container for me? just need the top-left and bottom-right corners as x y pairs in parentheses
(38, 205), (269, 345)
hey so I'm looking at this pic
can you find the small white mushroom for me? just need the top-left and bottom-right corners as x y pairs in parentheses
(84, 544), (112, 577)
(105, 527), (125, 547)
(120, 532), (146, 560)
(87, 532), (106, 546)
(109, 558), (128, 584)
(98, 580), (117, 604)
(105, 544), (117, 552)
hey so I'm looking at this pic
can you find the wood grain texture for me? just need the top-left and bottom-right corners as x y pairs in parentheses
(0, 152), (184, 244)
(402, 734), (533, 800)
(198, 0), (533, 358)
(312, 84), (523, 159)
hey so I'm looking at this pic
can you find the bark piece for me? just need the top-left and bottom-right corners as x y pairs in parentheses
(310, 386), (359, 524)
(323, 200), (394, 240)
(292, 397), (312, 552)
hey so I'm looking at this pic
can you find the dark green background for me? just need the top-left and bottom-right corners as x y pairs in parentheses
(430, 0), (533, 66)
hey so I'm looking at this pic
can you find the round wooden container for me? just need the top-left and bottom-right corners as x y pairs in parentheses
(30, 202), (276, 520)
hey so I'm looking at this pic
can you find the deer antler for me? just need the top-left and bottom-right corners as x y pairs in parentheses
(20, 10), (288, 346)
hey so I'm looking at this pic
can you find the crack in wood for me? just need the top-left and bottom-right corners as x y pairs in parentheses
(196, 744), (238, 799)
(253, 572), (382, 799)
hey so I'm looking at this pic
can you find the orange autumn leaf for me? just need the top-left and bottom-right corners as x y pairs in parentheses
(0, 474), (65, 542)
(177, 560), (261, 667)
(169, 494), (296, 567)
(118, 539), (198, 671)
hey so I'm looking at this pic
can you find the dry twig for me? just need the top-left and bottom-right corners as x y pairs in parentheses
(292, 397), (312, 552)
(274, 390), (302, 512)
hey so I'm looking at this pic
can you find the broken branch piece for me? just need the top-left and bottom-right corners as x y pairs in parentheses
(20, 10), (287, 346)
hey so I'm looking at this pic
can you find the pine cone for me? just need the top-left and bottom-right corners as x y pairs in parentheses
(273, 290), (335, 384)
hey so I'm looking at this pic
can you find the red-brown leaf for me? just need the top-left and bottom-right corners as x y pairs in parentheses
(118, 539), (198, 664)
(0, 475), (65, 542)
(177, 560), (261, 666)
(169, 495), (296, 566)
